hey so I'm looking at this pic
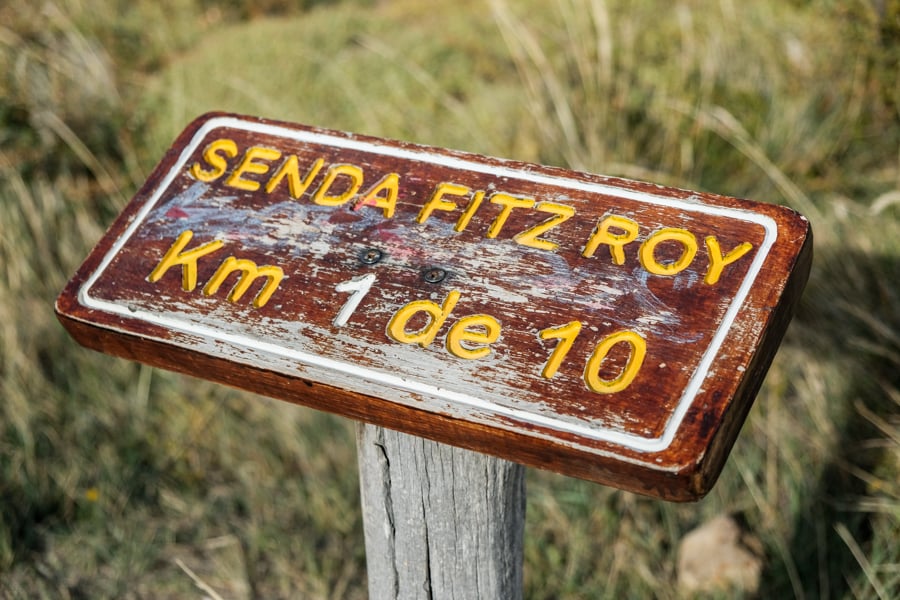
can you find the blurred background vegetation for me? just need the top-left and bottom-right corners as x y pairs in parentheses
(1, 0), (898, 597)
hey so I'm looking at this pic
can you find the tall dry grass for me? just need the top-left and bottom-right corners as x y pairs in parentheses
(1, 0), (898, 597)
(489, 0), (899, 596)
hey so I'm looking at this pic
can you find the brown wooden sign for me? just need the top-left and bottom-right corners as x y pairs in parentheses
(56, 112), (812, 500)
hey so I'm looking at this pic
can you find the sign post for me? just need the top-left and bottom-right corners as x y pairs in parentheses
(357, 424), (525, 598)
(56, 112), (811, 594)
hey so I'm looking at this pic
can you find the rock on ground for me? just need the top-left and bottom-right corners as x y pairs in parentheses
(677, 514), (763, 596)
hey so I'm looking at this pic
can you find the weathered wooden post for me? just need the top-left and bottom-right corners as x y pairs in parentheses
(56, 113), (812, 597)
(357, 425), (525, 598)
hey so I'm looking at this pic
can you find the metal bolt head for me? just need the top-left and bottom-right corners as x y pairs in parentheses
(422, 267), (447, 284)
(359, 248), (383, 265)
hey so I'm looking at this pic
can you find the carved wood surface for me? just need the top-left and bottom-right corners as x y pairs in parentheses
(55, 112), (812, 500)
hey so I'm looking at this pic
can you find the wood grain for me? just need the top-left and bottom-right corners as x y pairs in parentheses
(357, 423), (525, 599)
(55, 112), (813, 501)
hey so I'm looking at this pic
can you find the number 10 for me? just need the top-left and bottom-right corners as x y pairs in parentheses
(539, 322), (646, 394)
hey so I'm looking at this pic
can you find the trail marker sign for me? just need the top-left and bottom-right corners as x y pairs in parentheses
(56, 113), (811, 500)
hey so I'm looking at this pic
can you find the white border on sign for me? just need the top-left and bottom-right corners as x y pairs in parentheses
(78, 116), (777, 455)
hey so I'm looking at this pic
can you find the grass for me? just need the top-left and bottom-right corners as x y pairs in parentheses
(1, 0), (899, 597)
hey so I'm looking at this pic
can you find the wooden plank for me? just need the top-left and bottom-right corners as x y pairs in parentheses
(55, 112), (812, 501)
(357, 424), (524, 599)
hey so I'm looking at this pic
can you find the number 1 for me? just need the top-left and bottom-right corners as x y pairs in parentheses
(333, 274), (376, 327)
(538, 321), (582, 378)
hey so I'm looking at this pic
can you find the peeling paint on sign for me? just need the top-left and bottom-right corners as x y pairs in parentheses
(56, 113), (812, 500)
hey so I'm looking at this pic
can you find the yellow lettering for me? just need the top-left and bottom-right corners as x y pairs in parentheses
(514, 202), (576, 251)
(454, 190), (485, 232)
(486, 193), (535, 238)
(584, 330), (646, 394)
(202, 256), (284, 308)
(225, 146), (282, 191)
(582, 215), (639, 263)
(147, 230), (224, 291)
(190, 138), (238, 182)
(417, 182), (469, 224)
(639, 228), (698, 276)
(265, 155), (325, 198)
(312, 163), (364, 206)
(704, 236), (753, 285)
(354, 172), (400, 218)
(538, 321), (582, 379)
(446, 314), (501, 360)
(387, 290), (461, 347)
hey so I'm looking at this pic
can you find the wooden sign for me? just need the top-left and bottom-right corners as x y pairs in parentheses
(56, 113), (812, 500)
